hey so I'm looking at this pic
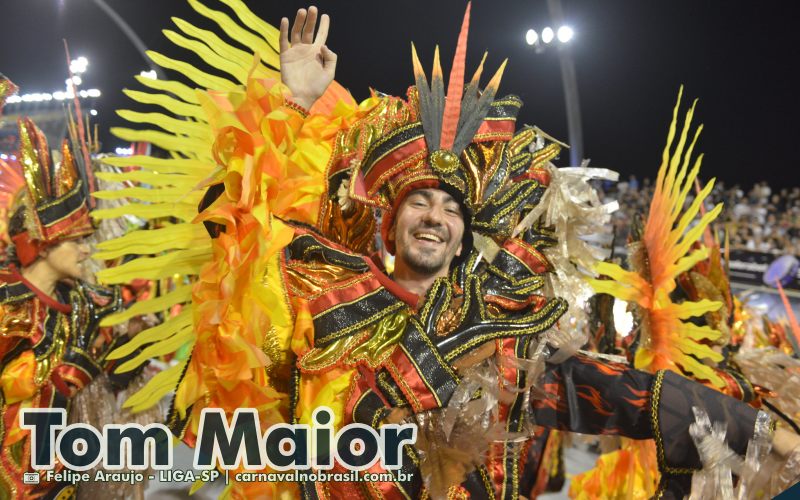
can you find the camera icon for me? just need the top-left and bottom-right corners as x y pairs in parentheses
(23, 472), (40, 485)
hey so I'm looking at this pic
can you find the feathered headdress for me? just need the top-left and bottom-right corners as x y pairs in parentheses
(7, 117), (94, 265)
(336, 3), (547, 254)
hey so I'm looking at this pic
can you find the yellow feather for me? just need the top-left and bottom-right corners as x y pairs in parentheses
(673, 179), (715, 243)
(94, 224), (206, 258)
(122, 359), (187, 412)
(116, 109), (212, 140)
(654, 85), (682, 194)
(670, 248), (710, 279)
(91, 202), (198, 222)
(101, 286), (193, 326)
(93, 186), (194, 204)
(134, 75), (200, 105)
(122, 89), (205, 121)
(670, 126), (703, 219)
(673, 354), (724, 386)
(110, 128), (211, 158)
(163, 29), (250, 85)
(146, 50), (237, 91)
(677, 322), (723, 342)
(107, 310), (193, 359)
(187, 0), (279, 69)
(95, 170), (199, 188)
(663, 99), (697, 203)
(669, 299), (723, 320)
(96, 248), (210, 283)
(216, 0), (281, 54)
(116, 325), (194, 373)
(588, 279), (645, 304)
(172, 17), (262, 77)
(101, 155), (213, 176)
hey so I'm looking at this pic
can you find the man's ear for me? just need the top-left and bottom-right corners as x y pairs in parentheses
(455, 242), (462, 257)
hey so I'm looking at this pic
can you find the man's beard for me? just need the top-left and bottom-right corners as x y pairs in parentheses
(398, 245), (447, 275)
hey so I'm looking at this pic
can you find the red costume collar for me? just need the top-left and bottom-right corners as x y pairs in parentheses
(5, 264), (73, 314)
(365, 254), (420, 310)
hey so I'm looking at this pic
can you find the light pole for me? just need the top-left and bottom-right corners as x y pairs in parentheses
(88, 0), (165, 80)
(526, 1), (583, 167)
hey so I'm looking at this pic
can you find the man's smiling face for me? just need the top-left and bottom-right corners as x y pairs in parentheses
(390, 188), (464, 277)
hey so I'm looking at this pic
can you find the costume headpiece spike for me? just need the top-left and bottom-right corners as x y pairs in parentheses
(452, 58), (507, 153)
(412, 42), (436, 150)
(411, 43), (426, 83)
(470, 51), (488, 86)
(440, 2), (471, 150)
(57, 138), (79, 197)
(19, 118), (49, 204)
(483, 58), (507, 95)
(456, 51), (487, 136)
(0, 74), (18, 115)
(428, 45), (445, 148)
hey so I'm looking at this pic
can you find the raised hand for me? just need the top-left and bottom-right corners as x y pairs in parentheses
(279, 6), (337, 110)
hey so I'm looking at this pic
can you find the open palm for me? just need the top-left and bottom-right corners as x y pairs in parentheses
(279, 7), (337, 110)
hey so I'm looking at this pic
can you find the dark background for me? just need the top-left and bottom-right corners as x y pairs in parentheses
(1, 0), (798, 188)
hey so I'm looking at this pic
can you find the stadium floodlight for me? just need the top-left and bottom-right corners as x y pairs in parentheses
(541, 27), (554, 44)
(70, 56), (89, 74)
(525, 29), (539, 46)
(90, 109), (98, 116)
(4, 88), (101, 106)
(139, 70), (158, 80)
(115, 147), (133, 156)
(557, 26), (574, 43)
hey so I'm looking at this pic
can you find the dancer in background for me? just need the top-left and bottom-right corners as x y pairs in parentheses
(0, 75), (150, 499)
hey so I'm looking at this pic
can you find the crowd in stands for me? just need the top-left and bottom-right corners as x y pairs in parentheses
(602, 176), (800, 256)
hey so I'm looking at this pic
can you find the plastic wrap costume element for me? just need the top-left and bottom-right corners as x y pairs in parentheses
(0, 82), (132, 498)
(93, 1), (774, 498)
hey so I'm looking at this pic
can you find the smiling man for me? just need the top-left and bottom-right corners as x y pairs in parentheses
(101, 3), (800, 499)
(267, 6), (800, 498)
(389, 189), (465, 296)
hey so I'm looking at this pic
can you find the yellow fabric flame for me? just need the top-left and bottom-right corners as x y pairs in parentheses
(570, 439), (660, 499)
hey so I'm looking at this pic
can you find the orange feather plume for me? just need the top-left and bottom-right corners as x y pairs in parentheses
(591, 87), (727, 386)
(440, 2), (471, 150)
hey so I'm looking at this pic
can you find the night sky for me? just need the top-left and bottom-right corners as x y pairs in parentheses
(2, 0), (799, 188)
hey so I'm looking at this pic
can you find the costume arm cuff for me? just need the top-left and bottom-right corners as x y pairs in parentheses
(650, 369), (762, 474)
(284, 99), (310, 119)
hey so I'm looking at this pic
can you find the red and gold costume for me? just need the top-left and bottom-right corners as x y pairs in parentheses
(93, 1), (779, 498)
(0, 78), (142, 498)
